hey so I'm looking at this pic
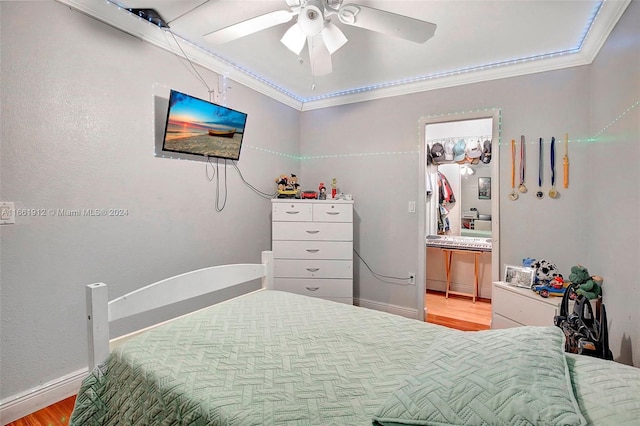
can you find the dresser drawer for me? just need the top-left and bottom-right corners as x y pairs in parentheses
(492, 286), (557, 327)
(313, 203), (353, 222)
(491, 313), (522, 329)
(272, 202), (313, 222)
(272, 241), (353, 260)
(273, 278), (353, 298)
(272, 222), (353, 241)
(274, 259), (353, 278)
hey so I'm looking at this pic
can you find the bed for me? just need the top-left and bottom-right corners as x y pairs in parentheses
(70, 251), (640, 425)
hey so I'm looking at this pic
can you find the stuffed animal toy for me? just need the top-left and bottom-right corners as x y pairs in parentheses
(568, 265), (603, 300)
(530, 259), (562, 284)
(275, 175), (289, 191)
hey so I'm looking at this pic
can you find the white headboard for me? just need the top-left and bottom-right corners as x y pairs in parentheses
(86, 251), (274, 370)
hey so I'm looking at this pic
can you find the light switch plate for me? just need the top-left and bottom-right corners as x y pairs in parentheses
(1, 202), (15, 224)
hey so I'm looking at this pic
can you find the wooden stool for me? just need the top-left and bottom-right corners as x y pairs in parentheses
(443, 248), (482, 303)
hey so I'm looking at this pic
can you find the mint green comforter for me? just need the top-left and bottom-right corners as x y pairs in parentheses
(70, 290), (640, 425)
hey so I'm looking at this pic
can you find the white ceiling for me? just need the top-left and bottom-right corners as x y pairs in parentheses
(59, 0), (631, 110)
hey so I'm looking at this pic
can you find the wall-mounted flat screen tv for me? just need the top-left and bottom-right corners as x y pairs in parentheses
(162, 89), (248, 161)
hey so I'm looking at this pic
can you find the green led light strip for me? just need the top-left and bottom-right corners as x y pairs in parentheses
(246, 145), (301, 160)
(591, 100), (639, 141)
(244, 101), (637, 158)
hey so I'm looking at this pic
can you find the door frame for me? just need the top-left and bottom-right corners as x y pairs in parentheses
(416, 109), (502, 320)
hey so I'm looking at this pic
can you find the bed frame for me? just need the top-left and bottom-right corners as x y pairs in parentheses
(85, 251), (274, 370)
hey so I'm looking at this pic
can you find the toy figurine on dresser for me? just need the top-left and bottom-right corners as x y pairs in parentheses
(275, 174), (301, 198)
(318, 182), (327, 200)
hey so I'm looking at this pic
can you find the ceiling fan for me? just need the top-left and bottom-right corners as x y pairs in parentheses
(203, 0), (437, 76)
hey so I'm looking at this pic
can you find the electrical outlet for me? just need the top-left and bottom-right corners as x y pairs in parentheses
(408, 201), (416, 213)
(408, 272), (415, 285)
(0, 202), (15, 224)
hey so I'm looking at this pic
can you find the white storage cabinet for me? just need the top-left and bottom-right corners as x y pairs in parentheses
(271, 199), (354, 304)
(491, 281), (590, 328)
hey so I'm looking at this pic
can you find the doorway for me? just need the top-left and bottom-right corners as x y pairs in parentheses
(416, 109), (501, 322)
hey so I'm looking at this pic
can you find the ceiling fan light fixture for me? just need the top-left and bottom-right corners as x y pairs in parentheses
(338, 5), (359, 25)
(321, 21), (347, 54)
(298, 0), (325, 35)
(281, 23), (306, 54)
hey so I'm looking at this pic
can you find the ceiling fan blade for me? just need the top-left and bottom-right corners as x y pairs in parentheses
(307, 34), (332, 76)
(321, 21), (347, 54)
(204, 9), (296, 44)
(281, 22), (307, 54)
(337, 4), (436, 43)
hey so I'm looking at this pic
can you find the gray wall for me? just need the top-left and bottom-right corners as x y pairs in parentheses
(587, 0), (640, 367)
(300, 68), (591, 308)
(300, 1), (639, 365)
(1, 0), (638, 404)
(0, 1), (300, 399)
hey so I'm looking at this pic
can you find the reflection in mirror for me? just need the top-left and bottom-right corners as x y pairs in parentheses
(419, 110), (501, 314)
(426, 118), (493, 240)
(462, 164), (492, 238)
(437, 162), (492, 238)
(424, 117), (496, 304)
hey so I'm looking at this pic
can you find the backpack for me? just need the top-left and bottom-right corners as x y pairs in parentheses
(554, 284), (613, 360)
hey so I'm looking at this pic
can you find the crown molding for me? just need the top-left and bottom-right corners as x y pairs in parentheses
(57, 0), (630, 112)
(580, 0), (632, 63)
(56, 0), (304, 110)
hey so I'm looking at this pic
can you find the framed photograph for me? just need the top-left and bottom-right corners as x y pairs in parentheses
(478, 177), (491, 199)
(504, 264), (535, 288)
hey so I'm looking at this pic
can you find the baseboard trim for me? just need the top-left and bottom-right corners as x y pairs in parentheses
(0, 368), (87, 425)
(354, 297), (418, 319)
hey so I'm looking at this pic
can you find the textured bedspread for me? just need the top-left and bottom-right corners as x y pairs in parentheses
(70, 290), (449, 425)
(70, 290), (640, 425)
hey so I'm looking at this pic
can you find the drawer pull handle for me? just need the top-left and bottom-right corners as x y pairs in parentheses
(305, 286), (320, 291)
(306, 249), (320, 253)
(286, 211), (300, 214)
(306, 230), (320, 234)
(306, 268), (320, 272)
(326, 212), (340, 215)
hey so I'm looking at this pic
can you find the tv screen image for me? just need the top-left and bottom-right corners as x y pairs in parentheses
(162, 89), (248, 161)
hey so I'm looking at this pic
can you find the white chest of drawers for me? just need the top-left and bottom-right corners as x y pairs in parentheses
(492, 281), (567, 328)
(271, 199), (354, 304)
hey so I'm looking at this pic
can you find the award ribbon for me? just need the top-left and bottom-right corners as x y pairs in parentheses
(549, 136), (558, 198)
(509, 139), (518, 200)
(518, 135), (527, 193)
(563, 133), (569, 189)
(536, 138), (544, 199)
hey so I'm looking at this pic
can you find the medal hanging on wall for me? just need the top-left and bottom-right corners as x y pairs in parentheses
(509, 139), (519, 200)
(549, 136), (559, 198)
(518, 135), (527, 193)
(563, 133), (570, 189)
(536, 137), (545, 199)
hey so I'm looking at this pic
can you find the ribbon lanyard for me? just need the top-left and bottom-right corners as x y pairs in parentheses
(563, 133), (569, 188)
(536, 138), (544, 199)
(519, 135), (527, 193)
(550, 137), (555, 188)
(509, 139), (518, 200)
(512, 139), (516, 188)
(549, 137), (558, 198)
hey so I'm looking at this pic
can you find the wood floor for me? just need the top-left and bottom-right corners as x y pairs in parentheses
(425, 290), (492, 331)
(6, 395), (76, 426)
(10, 291), (490, 425)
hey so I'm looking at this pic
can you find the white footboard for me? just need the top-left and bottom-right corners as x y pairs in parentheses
(86, 250), (274, 370)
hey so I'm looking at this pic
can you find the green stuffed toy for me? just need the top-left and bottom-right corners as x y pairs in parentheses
(568, 265), (603, 300)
